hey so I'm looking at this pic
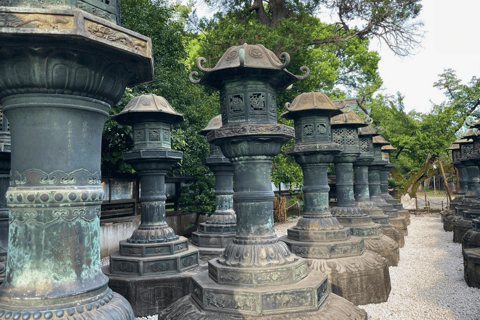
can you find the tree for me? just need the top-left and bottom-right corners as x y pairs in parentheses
(353, 70), (480, 197)
(196, 0), (423, 56)
(102, 0), (220, 214)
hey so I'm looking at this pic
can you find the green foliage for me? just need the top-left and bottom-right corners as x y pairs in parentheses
(272, 140), (303, 190)
(103, 0), (219, 214)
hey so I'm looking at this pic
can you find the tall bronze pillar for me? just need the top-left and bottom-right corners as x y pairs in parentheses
(0, 2), (153, 318)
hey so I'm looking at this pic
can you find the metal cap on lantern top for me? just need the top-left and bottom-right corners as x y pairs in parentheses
(161, 45), (368, 319)
(191, 115), (236, 256)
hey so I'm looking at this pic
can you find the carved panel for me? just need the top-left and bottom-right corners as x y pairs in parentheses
(136, 130), (145, 142)
(85, 20), (148, 55)
(250, 93), (265, 112)
(229, 94), (244, 113)
(0, 13), (74, 30)
(149, 129), (160, 141)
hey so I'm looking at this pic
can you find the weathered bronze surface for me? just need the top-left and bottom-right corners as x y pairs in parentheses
(330, 112), (399, 267)
(106, 95), (199, 316)
(162, 44), (367, 319)
(192, 116), (236, 260)
(279, 92), (391, 305)
(444, 142), (468, 231)
(355, 128), (404, 248)
(0, 1), (153, 317)
(0, 113), (10, 285)
(369, 136), (408, 237)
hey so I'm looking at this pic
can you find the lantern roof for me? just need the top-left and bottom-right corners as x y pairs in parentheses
(358, 126), (379, 137)
(113, 94), (184, 126)
(331, 111), (367, 128)
(189, 43), (310, 91)
(281, 92), (342, 119)
(447, 143), (460, 150)
(372, 135), (390, 146)
(381, 144), (397, 152)
(199, 115), (222, 136)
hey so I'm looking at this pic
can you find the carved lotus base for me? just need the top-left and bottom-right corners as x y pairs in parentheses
(110, 243), (199, 276)
(280, 235), (364, 259)
(443, 214), (461, 232)
(307, 250), (390, 305)
(219, 239), (295, 267)
(127, 224), (178, 244)
(0, 288), (134, 320)
(160, 292), (367, 320)
(192, 231), (235, 249)
(364, 235), (399, 267)
(293, 216), (344, 232)
(208, 257), (309, 288)
(203, 212), (237, 225)
(463, 248), (480, 288)
(105, 263), (207, 317)
(453, 219), (473, 243)
(463, 229), (480, 250)
(335, 216), (383, 239)
(398, 209), (410, 226)
(382, 226), (404, 248)
(168, 267), (329, 317)
(389, 217), (407, 236)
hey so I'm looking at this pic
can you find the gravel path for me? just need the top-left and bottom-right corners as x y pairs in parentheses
(362, 215), (480, 320)
(136, 215), (480, 319)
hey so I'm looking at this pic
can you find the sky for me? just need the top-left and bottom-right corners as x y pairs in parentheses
(369, 0), (480, 113)
(190, 0), (480, 114)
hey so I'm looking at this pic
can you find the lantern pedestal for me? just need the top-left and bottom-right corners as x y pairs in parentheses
(192, 144), (236, 261)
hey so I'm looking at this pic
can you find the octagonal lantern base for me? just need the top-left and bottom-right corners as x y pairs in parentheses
(191, 245), (227, 263)
(463, 248), (480, 288)
(159, 292), (367, 320)
(307, 250), (390, 306)
(382, 226), (405, 248)
(463, 229), (480, 250)
(444, 214), (461, 232)
(453, 219), (473, 244)
(389, 217), (408, 236)
(110, 237), (199, 276)
(105, 263), (207, 317)
(364, 235), (399, 267)
(398, 209), (411, 226)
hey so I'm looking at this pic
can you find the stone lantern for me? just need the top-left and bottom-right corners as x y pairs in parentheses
(191, 115), (236, 260)
(451, 135), (477, 243)
(330, 111), (399, 267)
(380, 144), (411, 226)
(444, 140), (470, 231)
(106, 94), (199, 317)
(0, 108), (10, 285)
(369, 136), (408, 237)
(453, 129), (480, 244)
(355, 127), (404, 248)
(161, 44), (367, 319)
(0, 0), (154, 317)
(279, 92), (391, 305)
